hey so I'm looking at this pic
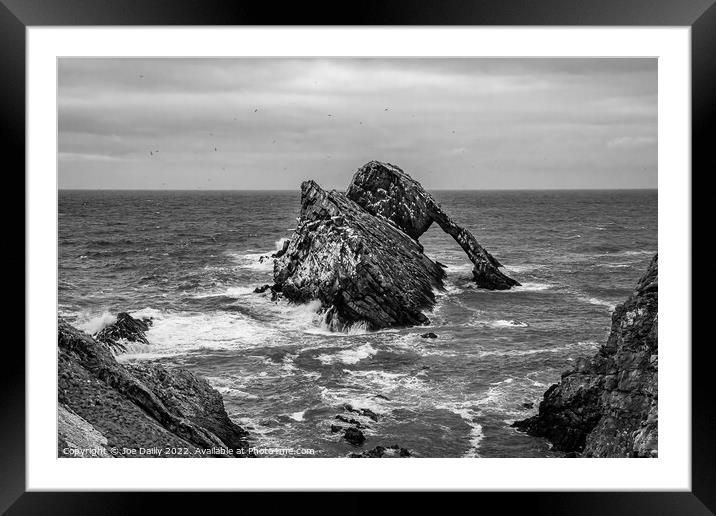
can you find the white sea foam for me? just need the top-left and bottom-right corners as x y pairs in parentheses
(579, 297), (617, 310)
(436, 402), (484, 457)
(190, 286), (256, 299)
(288, 410), (306, 422)
(316, 343), (377, 365)
(477, 340), (598, 358)
(594, 249), (654, 258)
(487, 319), (529, 328)
(129, 307), (164, 320)
(118, 299), (324, 360)
(513, 282), (553, 292)
(318, 386), (388, 416)
(228, 250), (275, 272)
(342, 369), (429, 394)
(442, 262), (474, 274)
(75, 311), (117, 334)
(304, 320), (373, 336)
(503, 263), (546, 274)
(435, 282), (465, 297)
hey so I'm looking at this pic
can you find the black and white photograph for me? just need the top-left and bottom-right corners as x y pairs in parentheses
(57, 57), (658, 460)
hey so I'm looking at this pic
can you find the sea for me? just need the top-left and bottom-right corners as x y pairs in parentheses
(58, 189), (657, 458)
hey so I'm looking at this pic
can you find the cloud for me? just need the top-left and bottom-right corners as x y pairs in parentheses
(606, 136), (657, 149)
(58, 58), (657, 190)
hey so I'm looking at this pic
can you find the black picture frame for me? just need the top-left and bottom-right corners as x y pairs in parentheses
(5, 0), (712, 512)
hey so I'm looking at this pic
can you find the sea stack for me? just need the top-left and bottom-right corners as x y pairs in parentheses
(513, 253), (658, 457)
(272, 161), (518, 331)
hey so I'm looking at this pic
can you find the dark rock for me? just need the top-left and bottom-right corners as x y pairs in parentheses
(348, 444), (411, 458)
(343, 427), (366, 446)
(273, 161), (518, 331)
(346, 161), (519, 290)
(272, 239), (290, 259)
(58, 319), (249, 458)
(513, 254), (658, 458)
(93, 312), (152, 355)
(335, 415), (368, 428)
(253, 284), (272, 294)
(330, 424), (342, 433)
(374, 394), (391, 401)
(521, 402), (534, 409)
(421, 332), (438, 339)
(435, 260), (448, 269)
(343, 404), (379, 422)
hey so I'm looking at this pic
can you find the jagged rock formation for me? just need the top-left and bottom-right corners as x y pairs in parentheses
(513, 254), (658, 457)
(272, 161), (518, 330)
(58, 319), (249, 457)
(347, 161), (519, 290)
(93, 312), (152, 354)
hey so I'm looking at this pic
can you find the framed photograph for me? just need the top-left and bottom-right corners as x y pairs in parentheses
(8, 0), (712, 511)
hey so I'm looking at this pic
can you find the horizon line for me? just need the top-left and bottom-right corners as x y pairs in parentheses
(58, 187), (658, 192)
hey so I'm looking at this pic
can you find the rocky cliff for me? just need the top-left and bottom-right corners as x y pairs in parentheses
(58, 319), (250, 457)
(513, 254), (658, 457)
(272, 161), (518, 331)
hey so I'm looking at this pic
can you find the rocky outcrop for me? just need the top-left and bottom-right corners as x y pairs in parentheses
(513, 254), (658, 457)
(349, 444), (412, 458)
(272, 161), (518, 330)
(347, 161), (519, 290)
(58, 319), (249, 457)
(93, 312), (153, 354)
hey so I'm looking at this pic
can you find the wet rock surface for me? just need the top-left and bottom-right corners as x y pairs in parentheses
(513, 254), (658, 457)
(273, 161), (518, 330)
(58, 319), (250, 457)
(343, 427), (366, 446)
(93, 312), (152, 354)
(349, 444), (412, 458)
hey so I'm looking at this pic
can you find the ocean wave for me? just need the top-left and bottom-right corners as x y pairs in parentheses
(74, 311), (117, 334)
(117, 300), (324, 359)
(318, 386), (389, 417)
(304, 320), (372, 337)
(477, 340), (599, 358)
(593, 249), (655, 258)
(578, 296), (617, 310)
(435, 282), (465, 297)
(316, 343), (377, 365)
(342, 369), (428, 393)
(228, 250), (275, 272)
(435, 402), (484, 458)
(442, 262), (474, 274)
(288, 410), (306, 422)
(190, 286), (256, 299)
(486, 319), (528, 329)
(502, 263), (547, 274)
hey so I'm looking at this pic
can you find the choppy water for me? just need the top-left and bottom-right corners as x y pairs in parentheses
(58, 189), (657, 457)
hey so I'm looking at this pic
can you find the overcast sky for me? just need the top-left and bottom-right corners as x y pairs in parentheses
(58, 58), (656, 190)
